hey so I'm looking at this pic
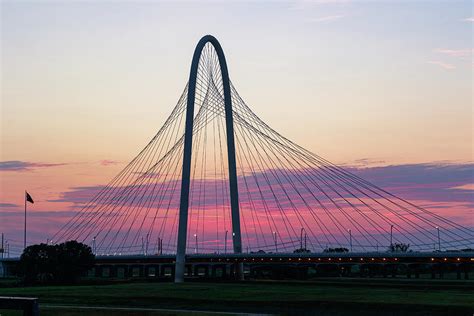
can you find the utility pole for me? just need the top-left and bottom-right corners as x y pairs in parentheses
(1, 233), (4, 259)
(194, 234), (198, 254)
(92, 236), (97, 255)
(24, 191), (27, 249)
(145, 233), (149, 256)
(436, 226), (441, 251)
(390, 224), (394, 247)
(300, 228), (305, 250)
(224, 230), (228, 254)
(273, 231), (277, 253)
(348, 229), (352, 252)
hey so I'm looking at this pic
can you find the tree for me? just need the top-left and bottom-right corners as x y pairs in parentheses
(20, 241), (94, 284)
(388, 243), (410, 252)
(20, 243), (55, 283)
(323, 247), (349, 253)
(250, 250), (266, 254)
(293, 248), (311, 253)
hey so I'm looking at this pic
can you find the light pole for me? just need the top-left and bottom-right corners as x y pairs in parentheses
(273, 231), (277, 253)
(1, 233), (3, 260)
(436, 226), (441, 251)
(232, 232), (236, 253)
(300, 228), (305, 250)
(348, 229), (352, 252)
(194, 234), (198, 254)
(92, 236), (97, 255)
(145, 233), (149, 256)
(390, 224), (394, 246)
(157, 237), (163, 255)
(224, 230), (228, 254)
(304, 232), (307, 250)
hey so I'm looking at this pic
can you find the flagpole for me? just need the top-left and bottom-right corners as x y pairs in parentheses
(24, 190), (27, 250)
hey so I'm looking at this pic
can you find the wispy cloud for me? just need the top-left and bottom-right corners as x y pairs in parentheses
(307, 14), (345, 23)
(0, 161), (68, 172)
(50, 162), (474, 209)
(343, 158), (386, 167)
(99, 160), (120, 166)
(289, 0), (351, 10)
(426, 60), (455, 70)
(43, 162), (473, 251)
(435, 48), (473, 58)
(0, 202), (19, 208)
(450, 184), (474, 191)
(462, 17), (474, 22)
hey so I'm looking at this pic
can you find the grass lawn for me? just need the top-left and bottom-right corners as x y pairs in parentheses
(1, 279), (473, 315)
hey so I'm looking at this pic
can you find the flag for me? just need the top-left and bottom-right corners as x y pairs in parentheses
(25, 191), (34, 204)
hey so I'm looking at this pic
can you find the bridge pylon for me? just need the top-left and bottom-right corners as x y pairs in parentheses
(175, 35), (243, 283)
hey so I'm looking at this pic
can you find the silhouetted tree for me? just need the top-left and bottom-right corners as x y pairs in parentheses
(20, 243), (55, 284)
(250, 250), (266, 254)
(293, 248), (311, 253)
(20, 241), (94, 284)
(388, 243), (410, 252)
(323, 247), (349, 253)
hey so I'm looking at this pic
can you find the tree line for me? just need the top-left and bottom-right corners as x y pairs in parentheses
(20, 240), (94, 284)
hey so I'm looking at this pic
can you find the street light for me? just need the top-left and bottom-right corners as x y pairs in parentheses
(224, 230), (228, 254)
(92, 236), (97, 255)
(348, 229), (352, 252)
(390, 224), (394, 246)
(304, 232), (307, 250)
(145, 233), (149, 256)
(436, 226), (441, 251)
(273, 231), (277, 253)
(156, 237), (161, 255)
(194, 234), (198, 254)
(3, 240), (10, 258)
(300, 228), (306, 250)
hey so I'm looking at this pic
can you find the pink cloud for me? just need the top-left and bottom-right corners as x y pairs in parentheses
(450, 184), (474, 191)
(435, 48), (473, 58)
(99, 160), (120, 166)
(42, 162), (473, 253)
(1, 161), (469, 254)
(0, 161), (68, 172)
(426, 60), (455, 70)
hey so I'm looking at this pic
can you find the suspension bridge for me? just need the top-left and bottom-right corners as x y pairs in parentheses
(16, 35), (471, 281)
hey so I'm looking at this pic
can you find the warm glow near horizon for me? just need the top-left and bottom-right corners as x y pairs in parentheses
(1, 1), (472, 255)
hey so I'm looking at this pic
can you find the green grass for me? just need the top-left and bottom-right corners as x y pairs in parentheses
(1, 280), (473, 315)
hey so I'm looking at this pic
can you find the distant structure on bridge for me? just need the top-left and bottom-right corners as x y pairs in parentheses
(50, 35), (473, 283)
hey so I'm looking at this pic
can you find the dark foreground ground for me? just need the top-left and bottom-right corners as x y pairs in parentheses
(1, 278), (473, 316)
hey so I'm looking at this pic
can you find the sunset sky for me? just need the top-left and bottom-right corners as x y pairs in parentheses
(1, 1), (472, 255)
